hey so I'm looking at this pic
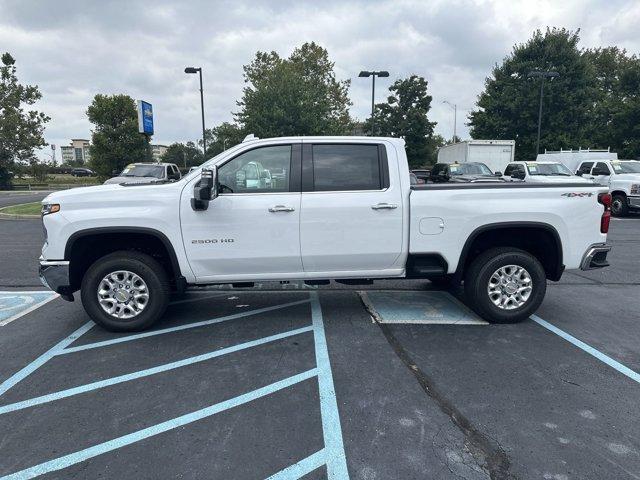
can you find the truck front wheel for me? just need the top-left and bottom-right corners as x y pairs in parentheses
(611, 194), (629, 217)
(464, 248), (546, 324)
(81, 251), (170, 332)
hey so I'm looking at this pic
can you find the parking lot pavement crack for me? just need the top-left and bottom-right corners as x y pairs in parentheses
(359, 292), (515, 480)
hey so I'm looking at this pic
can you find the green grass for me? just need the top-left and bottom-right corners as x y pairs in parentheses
(0, 202), (42, 216)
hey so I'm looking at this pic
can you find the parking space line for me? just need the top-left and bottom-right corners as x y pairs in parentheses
(532, 314), (640, 384)
(0, 369), (318, 480)
(266, 449), (326, 479)
(0, 322), (93, 397)
(310, 292), (350, 480)
(0, 326), (314, 416)
(59, 299), (310, 354)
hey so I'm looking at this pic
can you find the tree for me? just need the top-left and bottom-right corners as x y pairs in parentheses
(468, 28), (596, 160)
(201, 121), (244, 158)
(585, 47), (640, 158)
(0, 52), (50, 186)
(87, 94), (147, 178)
(368, 75), (438, 167)
(236, 42), (353, 137)
(161, 141), (203, 169)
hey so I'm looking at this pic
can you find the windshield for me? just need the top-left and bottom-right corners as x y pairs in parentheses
(611, 161), (640, 174)
(527, 163), (572, 176)
(449, 163), (492, 176)
(120, 164), (165, 179)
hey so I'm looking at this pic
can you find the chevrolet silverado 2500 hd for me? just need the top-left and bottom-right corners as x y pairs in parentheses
(39, 136), (612, 331)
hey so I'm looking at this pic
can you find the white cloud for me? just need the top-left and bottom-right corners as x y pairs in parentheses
(0, 0), (638, 160)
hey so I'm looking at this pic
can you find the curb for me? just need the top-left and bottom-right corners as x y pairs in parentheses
(0, 204), (41, 220)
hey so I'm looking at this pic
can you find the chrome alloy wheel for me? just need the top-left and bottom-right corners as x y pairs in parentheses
(487, 265), (532, 310)
(97, 270), (149, 319)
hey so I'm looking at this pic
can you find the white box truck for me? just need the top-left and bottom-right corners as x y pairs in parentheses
(536, 148), (617, 174)
(437, 140), (515, 174)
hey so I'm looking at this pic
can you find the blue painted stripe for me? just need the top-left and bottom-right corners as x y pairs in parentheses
(0, 322), (93, 397)
(59, 299), (310, 355)
(0, 326), (313, 415)
(0, 369), (318, 480)
(265, 449), (326, 479)
(532, 314), (640, 384)
(309, 292), (350, 480)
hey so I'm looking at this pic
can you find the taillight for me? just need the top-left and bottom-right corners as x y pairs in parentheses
(598, 193), (611, 234)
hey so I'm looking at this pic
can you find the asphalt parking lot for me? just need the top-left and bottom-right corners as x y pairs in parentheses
(1, 206), (639, 479)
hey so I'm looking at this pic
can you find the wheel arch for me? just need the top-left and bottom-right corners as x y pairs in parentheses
(455, 222), (564, 281)
(64, 227), (185, 292)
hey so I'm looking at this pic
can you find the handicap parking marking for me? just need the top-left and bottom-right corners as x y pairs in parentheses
(360, 290), (487, 325)
(0, 292), (349, 479)
(0, 291), (58, 326)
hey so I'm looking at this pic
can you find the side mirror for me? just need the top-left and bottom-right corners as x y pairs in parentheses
(575, 171), (583, 176)
(512, 171), (525, 180)
(191, 167), (218, 211)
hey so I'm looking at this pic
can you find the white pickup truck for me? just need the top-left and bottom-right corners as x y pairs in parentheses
(39, 136), (612, 331)
(575, 159), (640, 217)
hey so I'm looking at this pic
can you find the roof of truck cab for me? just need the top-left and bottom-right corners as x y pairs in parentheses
(241, 136), (406, 147)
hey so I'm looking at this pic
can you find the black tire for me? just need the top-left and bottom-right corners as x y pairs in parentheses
(611, 194), (629, 217)
(81, 251), (169, 332)
(464, 247), (546, 324)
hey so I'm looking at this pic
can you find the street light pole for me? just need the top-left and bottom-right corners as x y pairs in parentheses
(527, 70), (560, 156)
(443, 100), (457, 141)
(185, 67), (207, 156)
(359, 70), (390, 136)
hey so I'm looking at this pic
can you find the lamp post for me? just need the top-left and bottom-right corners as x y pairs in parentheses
(185, 67), (206, 156)
(358, 70), (389, 135)
(527, 70), (560, 156)
(442, 100), (457, 141)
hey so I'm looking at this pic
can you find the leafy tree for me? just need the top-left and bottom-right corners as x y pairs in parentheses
(468, 28), (596, 160)
(0, 52), (50, 186)
(162, 141), (203, 169)
(368, 75), (438, 167)
(236, 42), (353, 137)
(87, 94), (147, 178)
(201, 121), (244, 158)
(585, 47), (640, 158)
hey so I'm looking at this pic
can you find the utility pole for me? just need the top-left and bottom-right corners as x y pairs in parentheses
(443, 101), (457, 141)
(527, 70), (560, 156)
(184, 67), (206, 156)
(358, 70), (390, 136)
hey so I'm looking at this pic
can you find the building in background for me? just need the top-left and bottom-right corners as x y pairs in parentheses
(151, 144), (168, 162)
(60, 139), (91, 165)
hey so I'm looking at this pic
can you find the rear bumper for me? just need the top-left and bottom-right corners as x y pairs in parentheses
(579, 244), (611, 270)
(39, 259), (72, 297)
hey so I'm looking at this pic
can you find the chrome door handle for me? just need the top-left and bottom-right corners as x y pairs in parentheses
(371, 203), (398, 210)
(268, 205), (295, 213)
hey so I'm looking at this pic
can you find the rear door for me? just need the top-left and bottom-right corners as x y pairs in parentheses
(299, 142), (403, 274)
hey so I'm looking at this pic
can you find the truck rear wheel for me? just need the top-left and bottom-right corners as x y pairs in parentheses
(81, 251), (169, 332)
(464, 247), (546, 324)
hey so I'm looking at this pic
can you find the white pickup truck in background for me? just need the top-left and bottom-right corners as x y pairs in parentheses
(575, 159), (640, 217)
(39, 136), (612, 331)
(503, 161), (593, 184)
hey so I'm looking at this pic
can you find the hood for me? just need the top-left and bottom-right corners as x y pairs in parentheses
(103, 176), (163, 185)
(41, 181), (175, 205)
(611, 173), (640, 183)
(450, 175), (506, 183)
(528, 175), (593, 184)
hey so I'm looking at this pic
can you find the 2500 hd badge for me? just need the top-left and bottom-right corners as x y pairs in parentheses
(191, 238), (235, 244)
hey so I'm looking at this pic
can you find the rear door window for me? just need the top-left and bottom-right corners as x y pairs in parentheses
(312, 144), (382, 191)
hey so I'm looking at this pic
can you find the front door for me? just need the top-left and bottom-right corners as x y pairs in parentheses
(590, 162), (612, 186)
(299, 142), (404, 274)
(180, 143), (303, 281)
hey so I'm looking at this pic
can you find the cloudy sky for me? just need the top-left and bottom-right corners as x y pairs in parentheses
(1, 0), (639, 160)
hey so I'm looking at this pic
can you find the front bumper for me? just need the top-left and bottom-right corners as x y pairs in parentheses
(628, 196), (640, 209)
(580, 244), (611, 270)
(39, 259), (72, 298)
